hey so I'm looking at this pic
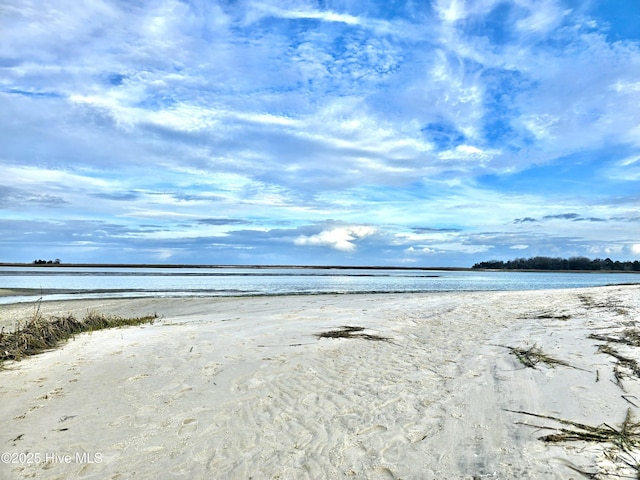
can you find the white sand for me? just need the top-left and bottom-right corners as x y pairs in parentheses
(1, 286), (640, 479)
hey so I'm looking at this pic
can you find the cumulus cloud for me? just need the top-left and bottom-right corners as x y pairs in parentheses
(294, 226), (377, 252)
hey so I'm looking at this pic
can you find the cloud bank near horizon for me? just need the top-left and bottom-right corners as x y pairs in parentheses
(1, 0), (639, 266)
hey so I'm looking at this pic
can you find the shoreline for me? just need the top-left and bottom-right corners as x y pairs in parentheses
(1, 286), (640, 478)
(2, 262), (639, 273)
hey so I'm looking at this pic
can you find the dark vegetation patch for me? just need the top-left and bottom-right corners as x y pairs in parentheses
(499, 344), (582, 370)
(534, 312), (572, 320)
(519, 310), (572, 321)
(314, 325), (391, 342)
(1, 309), (157, 364)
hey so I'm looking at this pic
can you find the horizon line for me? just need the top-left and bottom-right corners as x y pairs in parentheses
(0, 262), (471, 271)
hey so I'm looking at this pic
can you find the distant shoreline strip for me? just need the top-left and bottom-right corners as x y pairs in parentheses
(0, 263), (468, 271)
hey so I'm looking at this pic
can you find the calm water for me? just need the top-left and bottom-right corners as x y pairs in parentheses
(0, 266), (638, 305)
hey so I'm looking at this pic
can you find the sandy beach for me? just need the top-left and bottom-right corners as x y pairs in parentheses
(1, 286), (640, 479)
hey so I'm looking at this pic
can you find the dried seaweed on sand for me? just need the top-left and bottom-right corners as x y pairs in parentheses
(499, 344), (584, 370)
(314, 325), (391, 342)
(507, 408), (640, 447)
(596, 344), (640, 390)
(589, 328), (640, 347)
(507, 408), (640, 478)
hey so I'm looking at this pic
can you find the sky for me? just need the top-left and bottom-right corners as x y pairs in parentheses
(1, 0), (640, 267)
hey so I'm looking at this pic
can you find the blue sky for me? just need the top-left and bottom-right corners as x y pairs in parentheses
(1, 0), (639, 266)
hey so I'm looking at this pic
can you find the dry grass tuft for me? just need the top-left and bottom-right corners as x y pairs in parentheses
(0, 309), (156, 364)
(314, 325), (391, 342)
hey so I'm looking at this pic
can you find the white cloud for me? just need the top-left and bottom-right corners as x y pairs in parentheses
(438, 145), (501, 164)
(404, 246), (439, 255)
(514, 1), (571, 35)
(434, 0), (468, 23)
(614, 81), (640, 94)
(294, 226), (376, 252)
(520, 114), (560, 140)
(587, 245), (625, 257)
(255, 4), (361, 25)
(620, 155), (640, 167)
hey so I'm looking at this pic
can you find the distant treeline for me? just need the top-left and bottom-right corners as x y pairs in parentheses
(472, 256), (640, 271)
(33, 259), (61, 264)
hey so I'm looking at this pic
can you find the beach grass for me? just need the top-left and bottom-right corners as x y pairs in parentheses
(0, 307), (156, 364)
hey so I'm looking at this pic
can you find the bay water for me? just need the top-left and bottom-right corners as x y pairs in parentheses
(1, 266), (638, 305)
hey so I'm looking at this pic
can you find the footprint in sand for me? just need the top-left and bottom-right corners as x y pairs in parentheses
(356, 425), (387, 435)
(178, 418), (198, 436)
(370, 466), (395, 479)
(200, 362), (223, 378)
(126, 373), (151, 382)
(172, 387), (193, 400)
(36, 387), (64, 400)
